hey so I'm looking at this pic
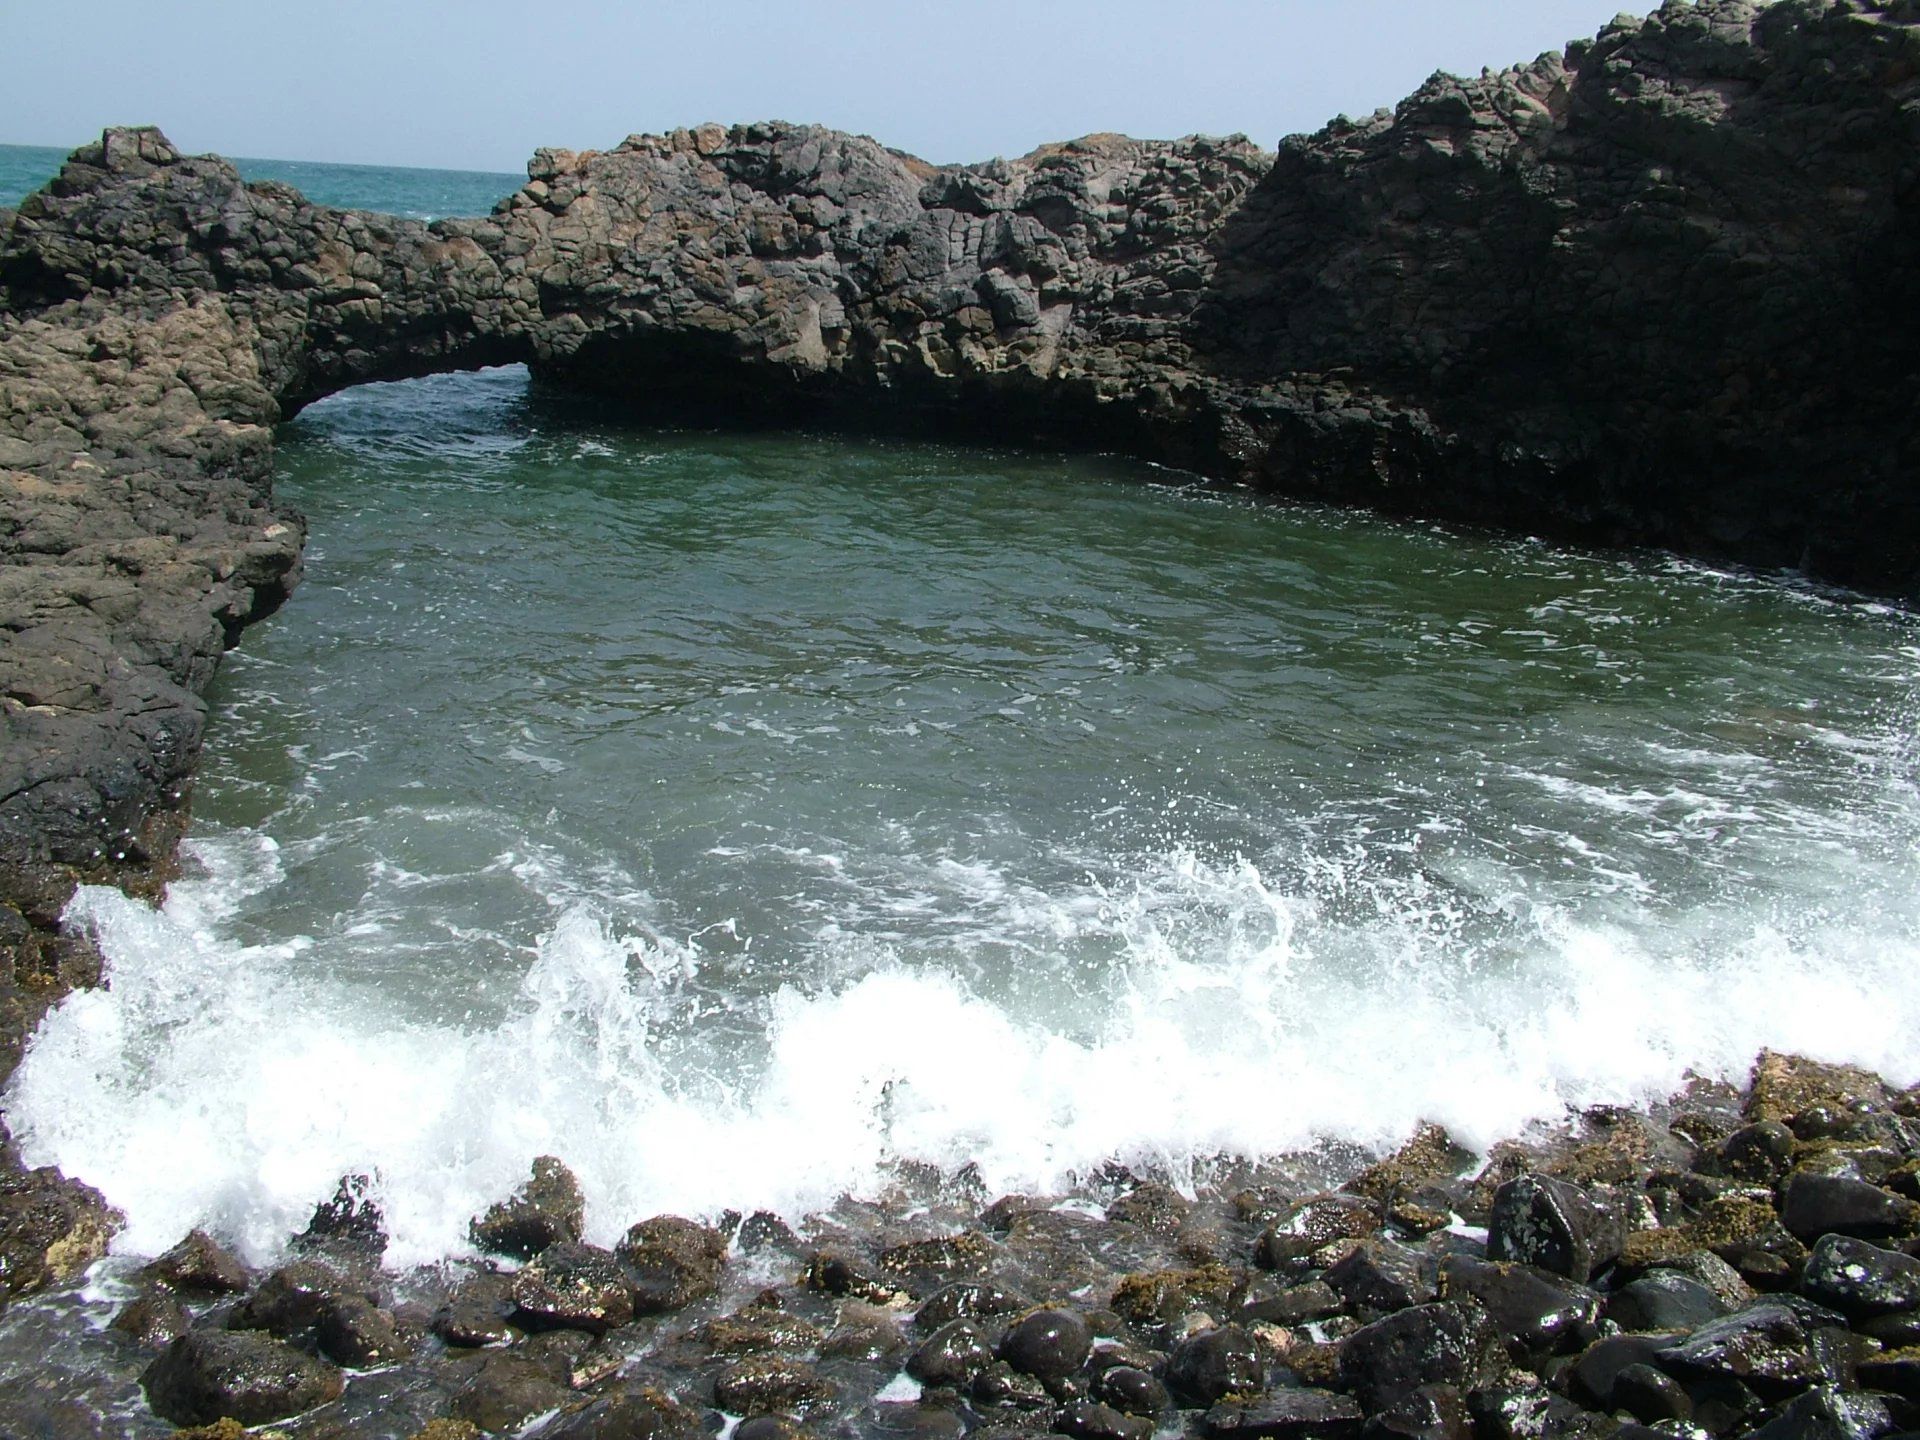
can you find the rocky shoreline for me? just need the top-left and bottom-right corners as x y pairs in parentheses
(22, 1049), (1920, 1439)
(0, 0), (1917, 1430)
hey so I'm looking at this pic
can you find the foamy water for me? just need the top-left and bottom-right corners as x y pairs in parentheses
(8, 368), (1917, 1267)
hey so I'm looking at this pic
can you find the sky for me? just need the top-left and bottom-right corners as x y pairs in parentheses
(5, 1), (1651, 175)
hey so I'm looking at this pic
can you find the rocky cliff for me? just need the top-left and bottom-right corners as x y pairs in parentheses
(0, 0), (1915, 1295)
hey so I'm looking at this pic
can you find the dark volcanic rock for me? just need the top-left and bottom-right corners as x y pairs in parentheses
(1091, 1365), (1171, 1417)
(471, 1156), (586, 1258)
(228, 1260), (348, 1336)
(1204, 1390), (1364, 1439)
(713, 1356), (833, 1415)
(1606, 1270), (1730, 1333)
(0, 1165), (118, 1295)
(1780, 1174), (1920, 1243)
(140, 1328), (344, 1426)
(615, 1214), (726, 1314)
(1335, 1302), (1506, 1415)
(1437, 1256), (1601, 1357)
(142, 1228), (249, 1294)
(1801, 1234), (1920, 1316)
(1486, 1175), (1622, 1283)
(1655, 1300), (1828, 1395)
(1742, 1385), (1894, 1440)
(1166, 1323), (1265, 1406)
(907, 1319), (995, 1387)
(512, 1241), (635, 1335)
(998, 1307), (1093, 1381)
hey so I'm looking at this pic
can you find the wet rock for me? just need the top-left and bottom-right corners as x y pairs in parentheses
(1606, 1271), (1730, 1333)
(229, 1259), (348, 1336)
(697, 1305), (824, 1355)
(1486, 1175), (1622, 1283)
(1654, 1250), (1758, 1310)
(1358, 1384), (1471, 1440)
(512, 1242), (635, 1335)
(1203, 1390), (1363, 1439)
(298, 1172), (387, 1254)
(142, 1229), (249, 1294)
(1108, 1183), (1192, 1237)
(1780, 1174), (1920, 1244)
(1800, 1233), (1920, 1317)
(1167, 1324), (1265, 1406)
(879, 1231), (993, 1295)
(470, 1157), (585, 1259)
(980, 1195), (1048, 1232)
(714, 1356), (832, 1415)
(1257, 1197), (1378, 1272)
(915, 1281), (1029, 1330)
(1090, 1366), (1169, 1417)
(140, 1328), (345, 1427)
(435, 1297), (516, 1348)
(1748, 1054), (1887, 1127)
(1335, 1302), (1506, 1415)
(907, 1319), (995, 1386)
(616, 1215), (726, 1314)
(1465, 1379), (1613, 1440)
(1240, 1278), (1345, 1327)
(732, 1417), (807, 1440)
(1112, 1264), (1237, 1325)
(1859, 1311), (1920, 1348)
(1437, 1256), (1599, 1357)
(110, 1288), (189, 1348)
(448, 1353), (574, 1433)
(1568, 1333), (1684, 1409)
(822, 1300), (908, 1361)
(1656, 1301), (1826, 1396)
(1326, 1241), (1438, 1316)
(0, 1166), (119, 1295)
(969, 1358), (1052, 1409)
(999, 1307), (1093, 1381)
(738, 1211), (800, 1254)
(1718, 1123), (1797, 1185)
(1055, 1400), (1152, 1440)
(535, 1383), (704, 1439)
(1611, 1363), (1694, 1426)
(317, 1294), (406, 1368)
(1856, 1348), (1920, 1401)
(804, 1250), (903, 1303)
(1742, 1386), (1893, 1440)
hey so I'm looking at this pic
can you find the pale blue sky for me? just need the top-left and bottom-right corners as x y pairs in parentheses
(6, 2), (1648, 173)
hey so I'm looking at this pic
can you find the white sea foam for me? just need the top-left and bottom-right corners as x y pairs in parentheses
(9, 822), (1919, 1270)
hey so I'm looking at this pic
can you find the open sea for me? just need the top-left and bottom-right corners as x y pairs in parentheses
(3, 145), (1918, 1282)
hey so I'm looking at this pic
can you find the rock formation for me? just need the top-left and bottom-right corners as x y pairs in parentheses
(0, 0), (1916, 1302)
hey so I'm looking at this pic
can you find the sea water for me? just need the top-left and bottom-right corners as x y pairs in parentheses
(6, 364), (1916, 1268)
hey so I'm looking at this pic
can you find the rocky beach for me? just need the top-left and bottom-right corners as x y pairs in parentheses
(1, 0), (1918, 1432)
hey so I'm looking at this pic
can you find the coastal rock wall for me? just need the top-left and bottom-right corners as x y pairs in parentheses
(0, 0), (1916, 1299)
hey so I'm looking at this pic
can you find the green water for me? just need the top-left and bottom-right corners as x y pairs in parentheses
(10, 364), (1917, 1269)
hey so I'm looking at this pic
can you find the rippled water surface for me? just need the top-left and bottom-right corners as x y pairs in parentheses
(10, 364), (1920, 1268)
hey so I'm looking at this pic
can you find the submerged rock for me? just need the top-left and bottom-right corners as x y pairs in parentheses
(140, 1329), (344, 1426)
(616, 1215), (726, 1314)
(998, 1306), (1093, 1381)
(511, 1241), (635, 1335)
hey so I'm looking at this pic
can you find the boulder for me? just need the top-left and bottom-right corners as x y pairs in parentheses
(140, 1329), (344, 1427)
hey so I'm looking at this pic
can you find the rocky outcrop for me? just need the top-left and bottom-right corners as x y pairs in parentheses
(0, 0), (1915, 1307)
